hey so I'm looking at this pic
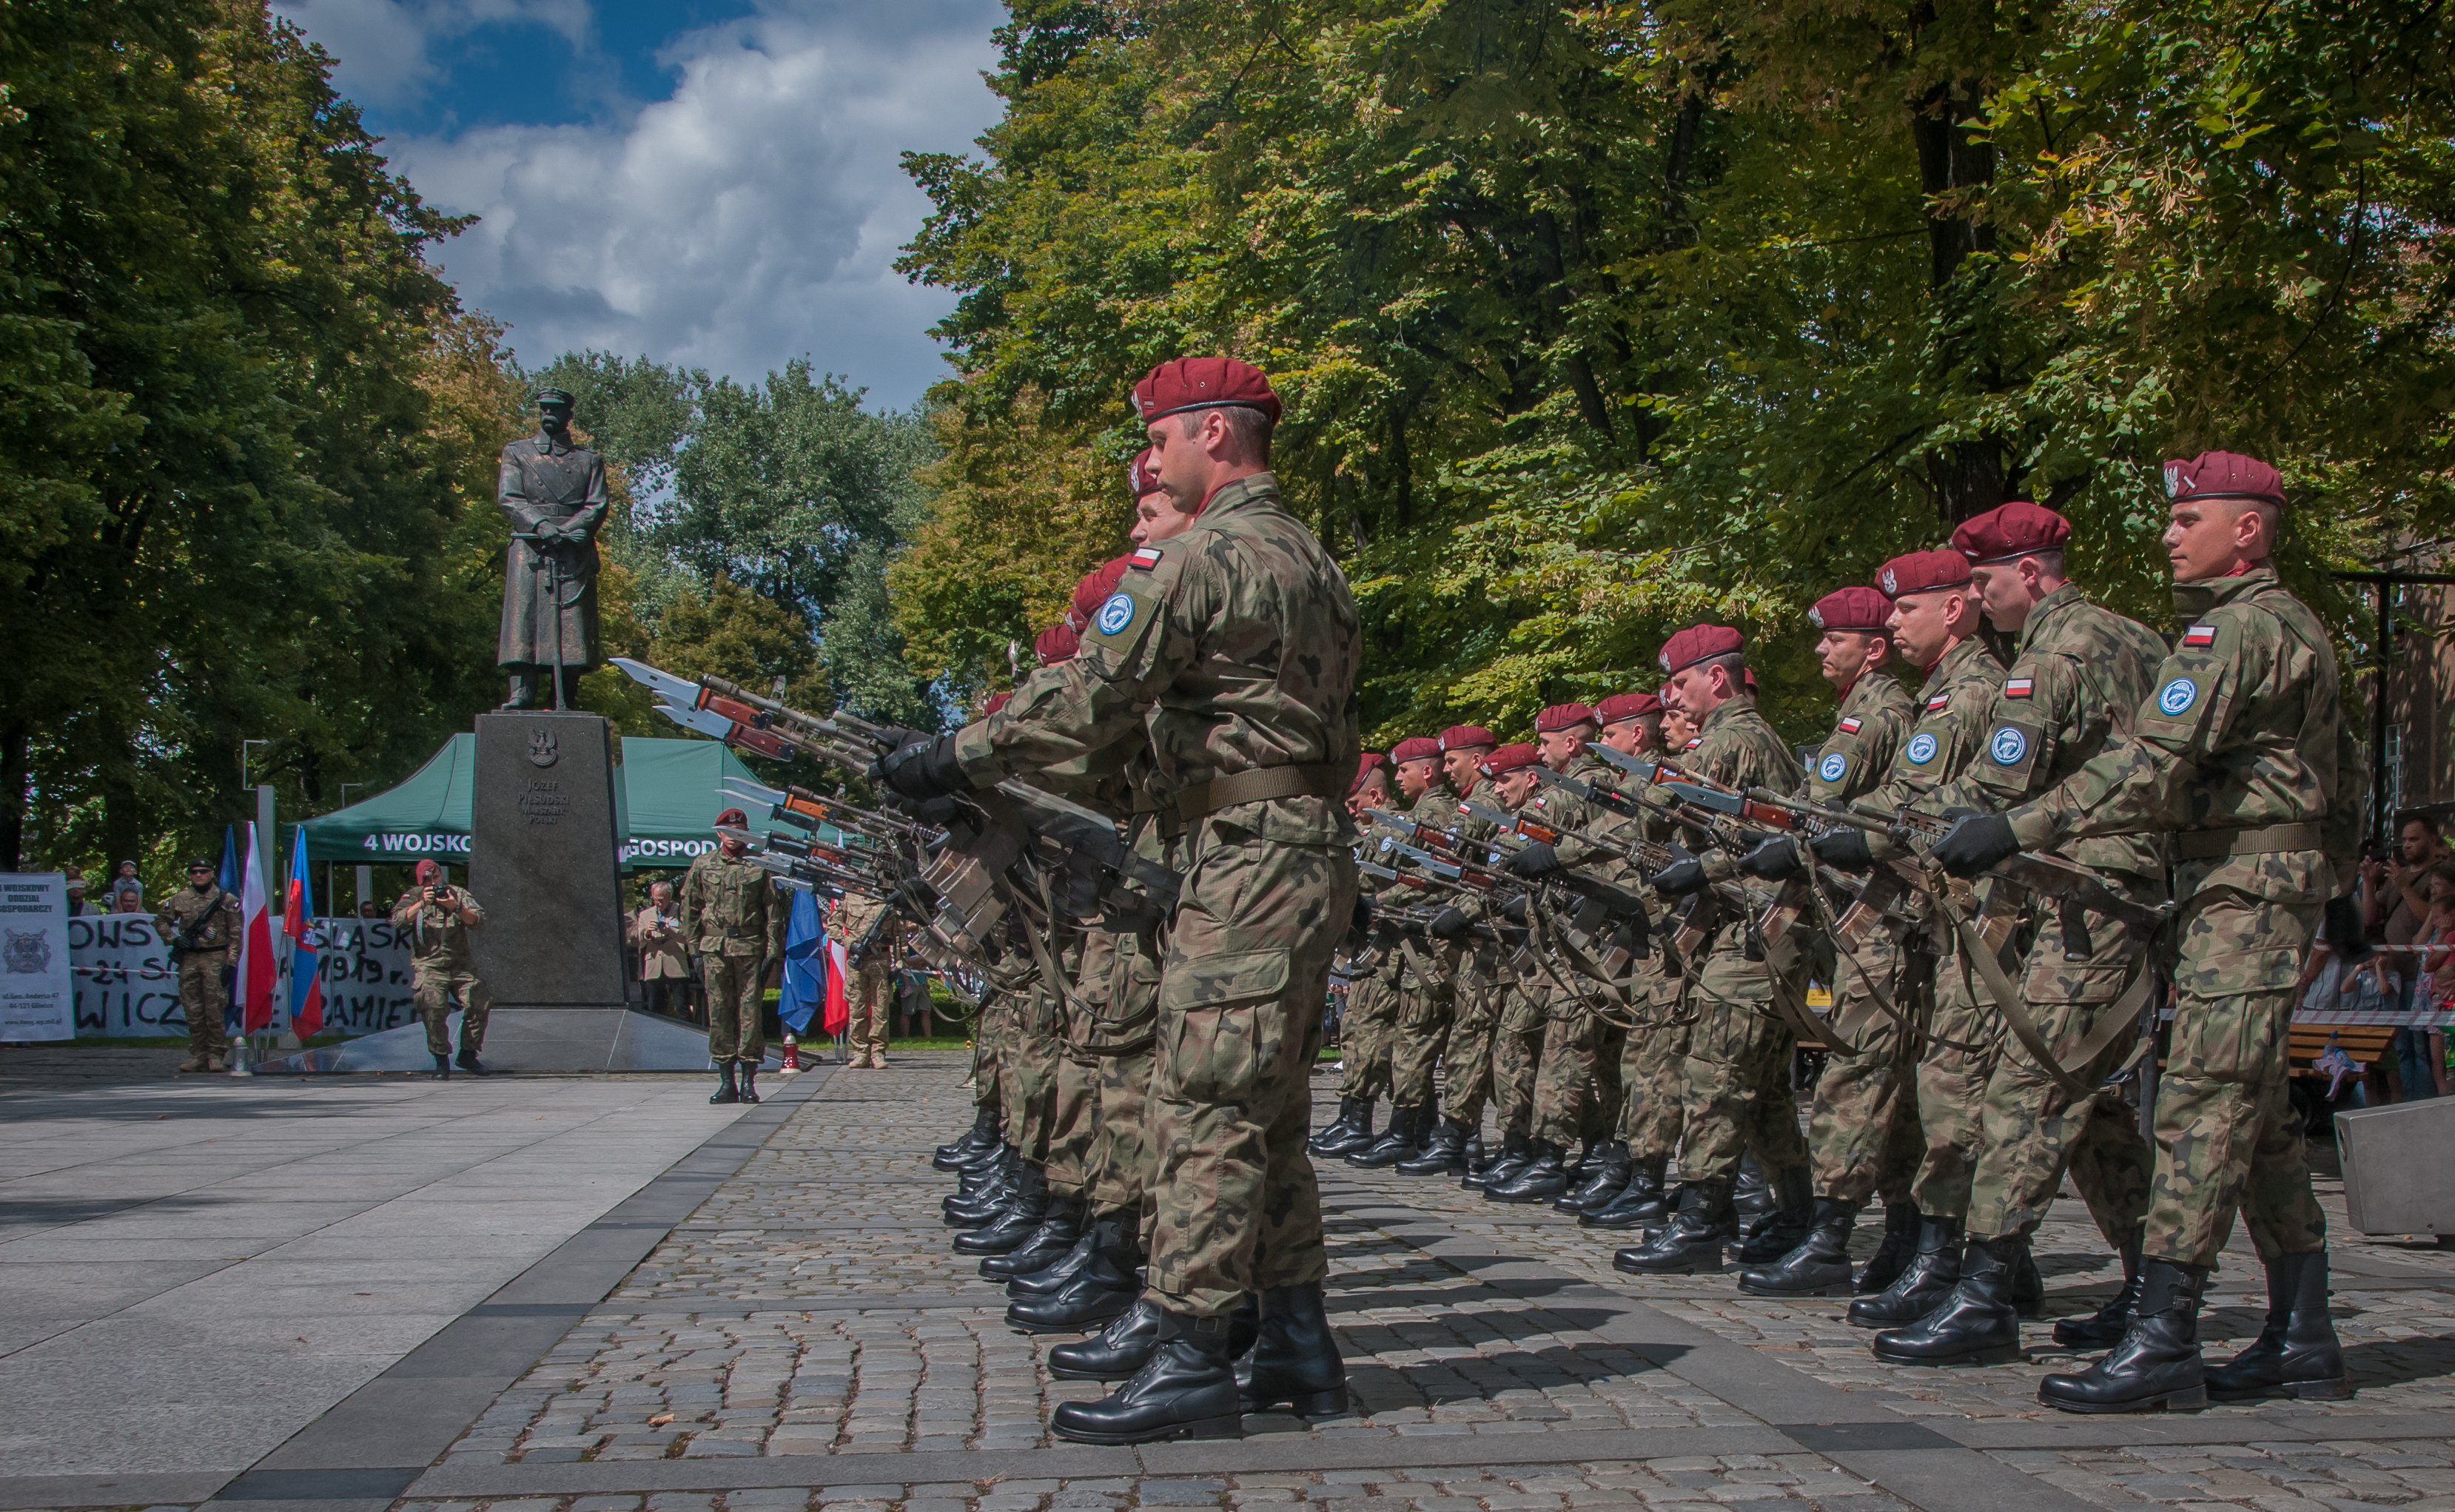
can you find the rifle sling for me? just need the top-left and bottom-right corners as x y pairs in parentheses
(1928, 867), (2150, 1100)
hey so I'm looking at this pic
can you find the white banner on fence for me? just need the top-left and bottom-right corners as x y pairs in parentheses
(72, 915), (414, 1039)
(0, 873), (73, 1041)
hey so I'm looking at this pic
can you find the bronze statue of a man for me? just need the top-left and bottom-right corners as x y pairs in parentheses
(497, 387), (611, 709)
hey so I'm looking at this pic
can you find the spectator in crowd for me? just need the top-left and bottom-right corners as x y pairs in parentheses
(631, 880), (695, 1022)
(64, 870), (95, 916)
(110, 860), (144, 910)
(358, 901), (384, 918)
(113, 889), (147, 914)
(2368, 819), (2454, 1101)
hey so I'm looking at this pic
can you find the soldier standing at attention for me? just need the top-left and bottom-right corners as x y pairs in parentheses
(879, 356), (1360, 1445)
(390, 859), (488, 1078)
(158, 860), (240, 1073)
(1735, 585), (1921, 1297)
(830, 886), (901, 1069)
(1317, 753), (1399, 1157)
(682, 807), (787, 1105)
(1394, 736), (1483, 1175)
(1932, 451), (2362, 1414)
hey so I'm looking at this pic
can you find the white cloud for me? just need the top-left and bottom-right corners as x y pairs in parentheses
(287, 1), (1004, 409)
(278, 0), (595, 110)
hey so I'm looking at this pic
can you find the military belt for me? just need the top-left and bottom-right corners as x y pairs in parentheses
(1175, 762), (1345, 821)
(2174, 821), (2323, 861)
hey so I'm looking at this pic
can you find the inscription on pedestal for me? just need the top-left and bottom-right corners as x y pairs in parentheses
(470, 711), (625, 1007)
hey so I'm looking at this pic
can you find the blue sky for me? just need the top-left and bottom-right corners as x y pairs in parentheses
(272, 0), (1009, 410)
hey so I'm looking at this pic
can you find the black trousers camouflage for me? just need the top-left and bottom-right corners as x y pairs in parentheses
(1806, 930), (1924, 1205)
(1440, 975), (1497, 1124)
(2148, 873), (2328, 1267)
(1337, 970), (1397, 1101)
(1966, 887), (2157, 1246)
(702, 953), (763, 1064)
(1143, 827), (1356, 1317)
(1674, 946), (1807, 1184)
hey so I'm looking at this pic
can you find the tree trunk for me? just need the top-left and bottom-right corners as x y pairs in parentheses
(1911, 61), (2007, 528)
(0, 722), (27, 873)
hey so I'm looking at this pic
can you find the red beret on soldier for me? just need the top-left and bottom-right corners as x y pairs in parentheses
(1391, 736), (1443, 765)
(1439, 724), (1497, 752)
(1035, 622), (1081, 665)
(1875, 548), (1973, 597)
(1480, 742), (1539, 777)
(982, 690), (1013, 717)
(2164, 450), (2286, 508)
(713, 807), (748, 830)
(1131, 357), (1283, 424)
(1349, 751), (1386, 796)
(1807, 586), (1891, 632)
(1952, 501), (2072, 564)
(1595, 691), (1661, 725)
(1534, 702), (1598, 733)
(1658, 624), (1744, 675)
(1127, 447), (1164, 500)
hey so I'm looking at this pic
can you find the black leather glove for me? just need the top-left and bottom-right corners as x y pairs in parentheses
(1499, 893), (1531, 926)
(1625, 907), (1653, 961)
(876, 733), (966, 802)
(1427, 906), (1471, 941)
(1650, 846), (1706, 897)
(1505, 841), (1562, 879)
(1351, 895), (1374, 938)
(1738, 835), (1799, 881)
(1810, 827), (1873, 873)
(1930, 811), (2020, 878)
(2325, 893), (2372, 964)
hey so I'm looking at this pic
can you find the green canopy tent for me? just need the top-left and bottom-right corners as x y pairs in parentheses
(296, 733), (828, 871)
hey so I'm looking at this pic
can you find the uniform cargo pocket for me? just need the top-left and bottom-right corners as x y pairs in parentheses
(1158, 947), (1291, 1010)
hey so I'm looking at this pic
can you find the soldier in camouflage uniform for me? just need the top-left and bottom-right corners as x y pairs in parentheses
(1616, 625), (1810, 1274)
(681, 809), (788, 1104)
(1871, 503), (2165, 1365)
(1809, 551), (2012, 1328)
(1377, 739), (1480, 1175)
(389, 859), (490, 1078)
(158, 860), (240, 1072)
(884, 357), (1360, 1444)
(1935, 451), (2361, 1414)
(1315, 753), (1401, 1159)
(1735, 586), (1923, 1296)
(831, 887), (901, 1069)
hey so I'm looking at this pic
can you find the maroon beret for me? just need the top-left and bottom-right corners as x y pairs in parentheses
(1035, 622), (1081, 665)
(1535, 702), (1598, 733)
(1595, 691), (1662, 724)
(1391, 736), (1443, 765)
(714, 807), (749, 830)
(1132, 357), (1283, 425)
(1807, 587), (1892, 633)
(1349, 751), (1386, 796)
(1480, 742), (1539, 777)
(1875, 549), (1972, 597)
(1127, 447), (1163, 499)
(1068, 557), (1132, 631)
(1658, 624), (1744, 675)
(1953, 501), (2072, 564)
(982, 691), (1013, 717)
(2165, 450), (2285, 508)
(1439, 725), (1497, 752)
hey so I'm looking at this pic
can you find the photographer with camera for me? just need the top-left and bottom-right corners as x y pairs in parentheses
(391, 859), (490, 1078)
(830, 886), (903, 1069)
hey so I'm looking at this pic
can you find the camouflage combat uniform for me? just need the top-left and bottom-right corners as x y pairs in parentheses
(157, 883), (240, 1069)
(389, 885), (491, 1057)
(1089, 773), (1179, 1230)
(1394, 784), (1468, 1115)
(1799, 668), (1921, 1205)
(831, 890), (899, 1065)
(1672, 693), (1808, 1185)
(1932, 582), (2167, 1246)
(954, 471), (1361, 1318)
(2007, 568), (2357, 1267)
(1528, 748), (1637, 1151)
(681, 847), (787, 1064)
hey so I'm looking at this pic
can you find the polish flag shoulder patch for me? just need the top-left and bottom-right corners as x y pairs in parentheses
(2003, 677), (2034, 699)
(1837, 716), (1863, 735)
(2183, 624), (2217, 648)
(1682, 737), (1703, 751)
(1926, 693), (1949, 713)
(1129, 546), (1165, 570)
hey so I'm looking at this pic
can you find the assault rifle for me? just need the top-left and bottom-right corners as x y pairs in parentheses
(722, 776), (939, 849)
(1356, 861), (1507, 944)
(1456, 800), (1653, 920)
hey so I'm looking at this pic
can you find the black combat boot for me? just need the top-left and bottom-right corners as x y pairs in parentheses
(1466, 1129), (1532, 1192)
(981, 1196), (1083, 1280)
(1007, 1226), (1098, 1297)
(1460, 1131), (1491, 1179)
(936, 1105), (1000, 1169)
(2205, 1251), (2347, 1401)
(454, 1024), (486, 1075)
(1051, 1297), (1162, 1380)
(1855, 1203), (1921, 1294)
(737, 1061), (759, 1104)
(2055, 1228), (2142, 1348)
(1737, 1164), (1815, 1263)
(954, 1163), (1049, 1255)
(1486, 1138), (1568, 1203)
(707, 1060), (735, 1103)
(1006, 1212), (1141, 1334)
(1872, 1233), (2027, 1365)
(2012, 1240), (2044, 1317)
(1049, 1305), (1243, 1444)
(433, 1052), (453, 1081)
(1555, 1140), (1630, 1214)
(1237, 1281), (1347, 1417)
(1613, 1181), (1734, 1275)
(1582, 1155), (1668, 1229)
(1561, 1136), (1598, 1186)
(1847, 1215), (1964, 1327)
(1348, 1105), (1427, 1168)
(1737, 1198), (1859, 1297)
(1309, 1097), (1377, 1158)
(1733, 1155), (1772, 1221)
(2037, 1259), (2211, 1414)
(945, 1152), (1021, 1226)
(1397, 1115), (1474, 1175)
